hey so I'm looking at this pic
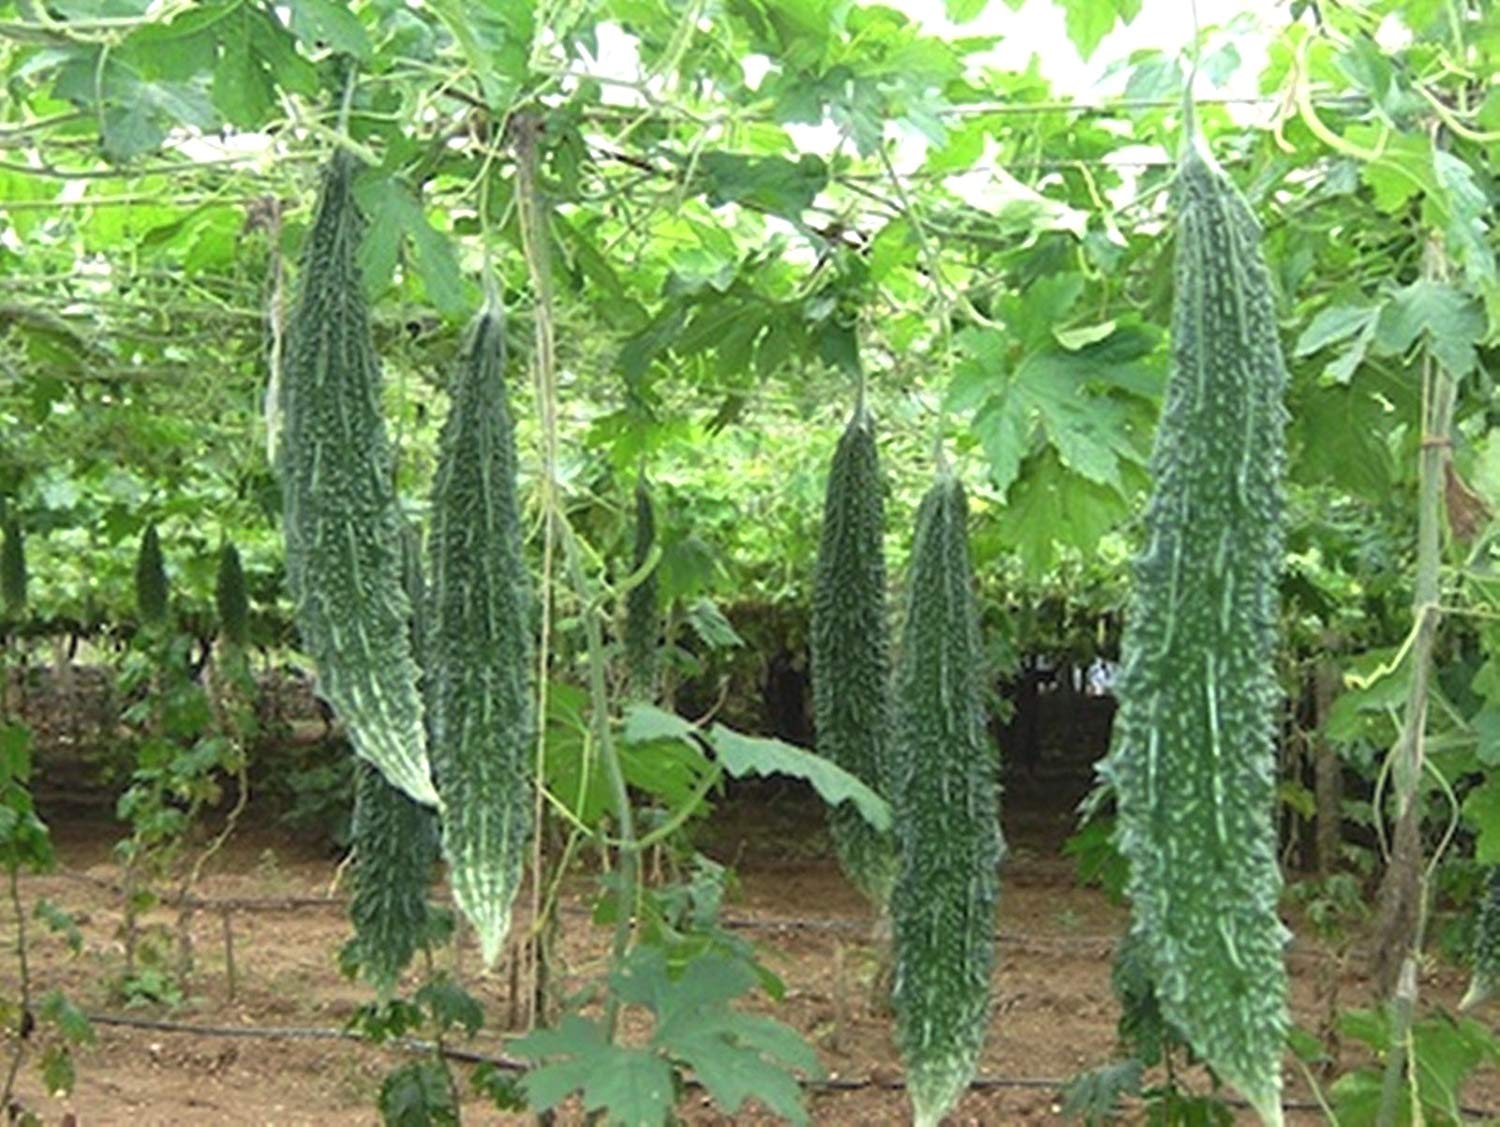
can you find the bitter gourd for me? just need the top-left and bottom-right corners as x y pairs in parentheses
(346, 521), (438, 993)
(276, 151), (437, 808)
(346, 760), (438, 994)
(1098, 140), (1289, 1124)
(134, 523), (168, 625)
(889, 473), (1001, 1127)
(624, 472), (660, 700)
(428, 301), (533, 967)
(1, 517), (24, 618)
(1462, 865), (1500, 1009)
(811, 406), (896, 904)
(215, 543), (250, 649)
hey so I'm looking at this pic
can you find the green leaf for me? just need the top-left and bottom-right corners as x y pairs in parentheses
(995, 450), (1131, 577)
(668, 1017), (812, 1125)
(34, 900), (82, 954)
(1290, 386), (1392, 500)
(414, 976), (484, 1036)
(1358, 128), (1438, 213)
(40, 1044), (74, 1098)
(621, 737), (716, 810)
(696, 152), (829, 221)
(1374, 279), (1484, 377)
(683, 598), (744, 650)
(1465, 776), (1500, 865)
(101, 103), (167, 162)
(425, 0), (534, 109)
(379, 1058), (458, 1126)
(1054, 321), (1117, 350)
(582, 1047), (676, 1125)
(621, 704), (698, 747)
(1472, 430), (1500, 512)
(247, 7), (320, 95)
(514, 1014), (676, 1126)
(37, 990), (93, 1045)
(1294, 302), (1380, 358)
(706, 725), (891, 831)
(945, 0), (990, 22)
(611, 947), (816, 1125)
(1060, 0), (1141, 60)
(1059, 1058), (1143, 1123)
(354, 173), (469, 317)
(287, 0), (372, 60)
(1286, 1024), (1330, 1065)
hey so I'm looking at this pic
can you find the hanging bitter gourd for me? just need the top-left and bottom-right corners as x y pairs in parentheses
(811, 405), (896, 904)
(135, 523), (168, 625)
(624, 472), (660, 699)
(275, 151), (437, 808)
(215, 543), (250, 649)
(1, 516), (24, 618)
(428, 301), (533, 967)
(345, 521), (438, 993)
(345, 760), (438, 993)
(1462, 865), (1500, 1009)
(1098, 139), (1289, 1124)
(889, 473), (1001, 1127)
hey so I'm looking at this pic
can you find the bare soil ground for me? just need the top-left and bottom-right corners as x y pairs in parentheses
(0, 758), (1494, 1124)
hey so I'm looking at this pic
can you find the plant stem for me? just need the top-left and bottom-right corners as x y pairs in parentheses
(513, 110), (639, 1037)
(2, 866), (31, 1111)
(514, 110), (558, 1033)
(560, 519), (639, 1035)
(1372, 235), (1457, 1127)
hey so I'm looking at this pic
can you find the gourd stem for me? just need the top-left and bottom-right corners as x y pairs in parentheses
(854, 346), (867, 423)
(336, 60), (358, 138)
(1181, 0), (1201, 150)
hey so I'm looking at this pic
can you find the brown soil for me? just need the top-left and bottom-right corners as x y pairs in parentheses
(0, 774), (1492, 1126)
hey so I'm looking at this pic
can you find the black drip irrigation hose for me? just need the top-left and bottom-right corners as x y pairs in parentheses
(87, 1012), (1496, 1118)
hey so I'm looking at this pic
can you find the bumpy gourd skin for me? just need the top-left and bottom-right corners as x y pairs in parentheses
(811, 408), (897, 904)
(1463, 866), (1500, 1009)
(1, 518), (25, 617)
(624, 473), (659, 699)
(347, 758), (438, 994)
(1099, 143), (1289, 1125)
(347, 522), (437, 992)
(889, 475), (1002, 1127)
(215, 543), (249, 648)
(135, 523), (168, 624)
(276, 152), (437, 808)
(427, 306), (534, 967)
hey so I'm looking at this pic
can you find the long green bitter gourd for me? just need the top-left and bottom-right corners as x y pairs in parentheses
(1098, 140), (1289, 1125)
(347, 760), (438, 993)
(624, 472), (660, 699)
(428, 301), (533, 967)
(890, 473), (1001, 1127)
(811, 405), (896, 904)
(346, 521), (438, 993)
(276, 151), (437, 808)
(135, 523), (168, 625)
(215, 542), (250, 649)
(1, 517), (24, 618)
(1462, 865), (1500, 1009)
